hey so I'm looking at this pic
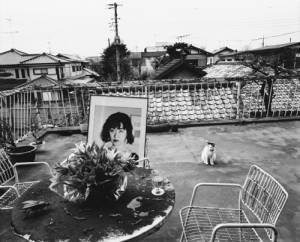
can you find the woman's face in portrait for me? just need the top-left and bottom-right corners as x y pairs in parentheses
(109, 122), (127, 147)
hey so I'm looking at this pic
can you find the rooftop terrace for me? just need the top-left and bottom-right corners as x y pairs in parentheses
(1, 120), (299, 241)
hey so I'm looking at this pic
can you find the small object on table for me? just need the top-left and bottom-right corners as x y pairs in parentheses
(22, 200), (50, 217)
(151, 175), (165, 196)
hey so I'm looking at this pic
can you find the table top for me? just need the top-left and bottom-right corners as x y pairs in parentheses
(11, 167), (175, 242)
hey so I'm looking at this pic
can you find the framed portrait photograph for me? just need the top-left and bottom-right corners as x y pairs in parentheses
(87, 95), (148, 160)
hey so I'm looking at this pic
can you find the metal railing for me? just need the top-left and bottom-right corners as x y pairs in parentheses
(0, 77), (299, 141)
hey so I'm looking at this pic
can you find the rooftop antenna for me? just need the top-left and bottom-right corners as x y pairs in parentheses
(0, 18), (19, 48)
(176, 34), (190, 43)
(108, 2), (122, 83)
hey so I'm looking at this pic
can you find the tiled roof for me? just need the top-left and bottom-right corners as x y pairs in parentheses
(56, 53), (88, 63)
(153, 59), (206, 80)
(153, 59), (182, 79)
(247, 42), (300, 52)
(83, 68), (100, 77)
(0, 48), (28, 56)
(0, 78), (27, 91)
(61, 77), (100, 87)
(222, 42), (300, 57)
(0, 49), (35, 65)
(15, 75), (59, 89)
(21, 53), (69, 64)
(203, 63), (260, 78)
(188, 45), (213, 56)
(212, 47), (234, 55)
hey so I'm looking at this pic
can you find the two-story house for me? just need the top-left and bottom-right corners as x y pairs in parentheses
(0, 49), (90, 87)
(207, 47), (236, 65)
(152, 45), (212, 80)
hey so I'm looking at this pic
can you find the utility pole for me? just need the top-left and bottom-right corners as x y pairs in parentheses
(108, 2), (122, 83)
(262, 35), (264, 47)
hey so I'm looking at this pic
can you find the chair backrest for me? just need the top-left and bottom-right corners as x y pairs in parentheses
(241, 165), (288, 227)
(0, 149), (15, 185)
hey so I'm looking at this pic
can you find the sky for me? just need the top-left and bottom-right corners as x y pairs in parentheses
(0, 0), (299, 57)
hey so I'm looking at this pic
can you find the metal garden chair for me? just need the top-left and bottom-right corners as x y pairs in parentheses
(180, 165), (288, 242)
(0, 148), (53, 209)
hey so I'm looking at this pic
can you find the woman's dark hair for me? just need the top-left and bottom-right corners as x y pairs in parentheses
(101, 112), (134, 144)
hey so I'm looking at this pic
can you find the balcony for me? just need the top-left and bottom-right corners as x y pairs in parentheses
(1, 120), (299, 241)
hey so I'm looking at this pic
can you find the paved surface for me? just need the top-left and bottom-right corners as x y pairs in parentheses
(1, 121), (299, 242)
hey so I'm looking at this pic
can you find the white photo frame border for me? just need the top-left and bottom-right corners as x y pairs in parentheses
(87, 95), (148, 159)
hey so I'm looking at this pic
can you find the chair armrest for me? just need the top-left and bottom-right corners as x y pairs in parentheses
(0, 185), (20, 197)
(190, 183), (242, 206)
(211, 223), (278, 242)
(13, 162), (54, 183)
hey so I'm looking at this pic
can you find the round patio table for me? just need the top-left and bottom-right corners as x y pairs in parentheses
(11, 167), (175, 242)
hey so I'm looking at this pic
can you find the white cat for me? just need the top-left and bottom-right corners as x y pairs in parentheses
(201, 142), (216, 166)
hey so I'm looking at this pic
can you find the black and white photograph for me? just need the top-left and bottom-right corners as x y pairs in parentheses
(88, 95), (148, 160)
(0, 0), (299, 241)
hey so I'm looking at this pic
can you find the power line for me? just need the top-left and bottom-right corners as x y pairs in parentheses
(251, 30), (300, 41)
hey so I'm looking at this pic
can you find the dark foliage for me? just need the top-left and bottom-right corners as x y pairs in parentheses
(101, 43), (132, 82)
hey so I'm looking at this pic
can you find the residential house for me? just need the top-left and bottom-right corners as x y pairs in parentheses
(129, 50), (166, 79)
(0, 49), (93, 87)
(221, 42), (300, 72)
(207, 47), (236, 65)
(182, 45), (212, 67)
(152, 45), (212, 80)
(0, 69), (26, 90)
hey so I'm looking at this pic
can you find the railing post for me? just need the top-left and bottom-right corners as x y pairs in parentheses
(236, 81), (241, 121)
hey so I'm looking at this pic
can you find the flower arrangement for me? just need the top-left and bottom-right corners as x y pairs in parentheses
(50, 142), (138, 202)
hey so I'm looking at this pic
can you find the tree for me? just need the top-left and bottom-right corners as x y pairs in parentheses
(101, 43), (132, 82)
(245, 57), (296, 116)
(158, 42), (189, 66)
(166, 42), (189, 59)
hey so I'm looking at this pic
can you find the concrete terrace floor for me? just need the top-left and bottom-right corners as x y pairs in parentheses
(1, 121), (300, 242)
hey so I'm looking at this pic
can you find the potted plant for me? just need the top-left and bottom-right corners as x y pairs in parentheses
(49, 142), (137, 203)
(0, 119), (37, 164)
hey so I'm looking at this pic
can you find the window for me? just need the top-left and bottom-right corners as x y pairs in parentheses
(42, 92), (52, 101)
(21, 69), (26, 78)
(42, 91), (59, 101)
(60, 67), (64, 78)
(33, 68), (48, 75)
(72, 66), (76, 72)
(15, 69), (19, 78)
